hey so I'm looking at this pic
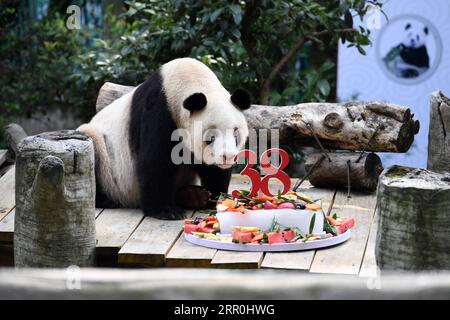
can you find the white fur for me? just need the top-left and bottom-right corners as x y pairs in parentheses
(402, 23), (428, 48)
(162, 58), (249, 167)
(78, 88), (141, 207)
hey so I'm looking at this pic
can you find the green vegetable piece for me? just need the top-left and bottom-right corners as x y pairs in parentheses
(309, 213), (316, 235)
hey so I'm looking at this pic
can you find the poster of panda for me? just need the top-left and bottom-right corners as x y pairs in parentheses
(337, 0), (450, 168)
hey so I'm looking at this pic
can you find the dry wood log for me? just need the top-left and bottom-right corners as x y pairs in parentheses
(14, 130), (96, 267)
(0, 268), (449, 299)
(375, 166), (450, 271)
(4, 123), (28, 157)
(304, 152), (383, 192)
(95, 82), (419, 153)
(427, 91), (450, 173)
(96, 82), (135, 113)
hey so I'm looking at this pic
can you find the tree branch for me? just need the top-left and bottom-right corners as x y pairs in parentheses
(260, 33), (305, 104)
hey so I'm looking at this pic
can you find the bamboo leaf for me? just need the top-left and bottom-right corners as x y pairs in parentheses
(309, 213), (316, 234)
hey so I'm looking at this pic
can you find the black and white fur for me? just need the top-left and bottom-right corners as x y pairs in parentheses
(78, 58), (250, 219)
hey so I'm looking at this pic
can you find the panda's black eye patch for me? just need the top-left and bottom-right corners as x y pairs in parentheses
(183, 93), (207, 112)
(231, 89), (251, 111)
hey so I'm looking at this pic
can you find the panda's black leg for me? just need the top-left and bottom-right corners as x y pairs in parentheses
(138, 158), (186, 220)
(196, 165), (232, 207)
(176, 185), (212, 209)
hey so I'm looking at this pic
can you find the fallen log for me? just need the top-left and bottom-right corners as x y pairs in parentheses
(95, 82), (419, 153)
(14, 130), (96, 267)
(4, 123), (28, 157)
(427, 91), (450, 173)
(304, 152), (383, 192)
(375, 166), (450, 271)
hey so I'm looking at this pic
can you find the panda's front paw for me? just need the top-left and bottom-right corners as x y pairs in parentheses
(146, 205), (186, 220)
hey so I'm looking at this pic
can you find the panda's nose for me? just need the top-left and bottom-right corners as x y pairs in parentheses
(221, 153), (235, 164)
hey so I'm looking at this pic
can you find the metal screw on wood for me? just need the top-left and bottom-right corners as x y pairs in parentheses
(305, 123), (332, 162)
(292, 154), (325, 191)
(356, 124), (384, 163)
(346, 160), (352, 199)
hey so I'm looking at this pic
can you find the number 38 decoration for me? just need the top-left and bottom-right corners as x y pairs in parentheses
(231, 148), (291, 198)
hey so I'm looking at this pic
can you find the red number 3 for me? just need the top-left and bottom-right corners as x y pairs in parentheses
(231, 148), (291, 198)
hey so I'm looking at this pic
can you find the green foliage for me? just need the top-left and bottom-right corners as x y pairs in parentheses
(0, 0), (383, 149)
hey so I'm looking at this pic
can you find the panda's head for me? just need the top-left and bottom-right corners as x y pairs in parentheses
(402, 22), (428, 49)
(183, 89), (250, 169)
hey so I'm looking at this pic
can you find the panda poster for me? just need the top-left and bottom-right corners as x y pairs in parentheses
(337, 0), (450, 168)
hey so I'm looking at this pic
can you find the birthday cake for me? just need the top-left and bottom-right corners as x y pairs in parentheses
(183, 189), (355, 245)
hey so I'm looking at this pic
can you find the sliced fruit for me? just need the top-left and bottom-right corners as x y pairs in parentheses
(251, 234), (264, 243)
(232, 231), (253, 243)
(297, 193), (313, 203)
(198, 227), (215, 234)
(184, 224), (199, 234)
(277, 202), (296, 209)
(264, 201), (277, 210)
(216, 204), (229, 211)
(282, 229), (296, 242)
(253, 195), (274, 202)
(191, 231), (206, 237)
(267, 231), (285, 244)
(338, 217), (355, 234)
(238, 226), (260, 232)
(326, 215), (341, 226)
(220, 198), (236, 208)
(305, 203), (321, 211)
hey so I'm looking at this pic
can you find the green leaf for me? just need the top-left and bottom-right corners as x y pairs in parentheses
(309, 213), (316, 235)
(358, 35), (370, 46)
(318, 79), (331, 96)
(357, 45), (367, 55)
(344, 10), (353, 28)
(210, 8), (224, 22)
(229, 4), (242, 24)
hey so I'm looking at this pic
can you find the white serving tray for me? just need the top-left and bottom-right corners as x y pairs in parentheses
(184, 230), (351, 252)
(216, 209), (324, 234)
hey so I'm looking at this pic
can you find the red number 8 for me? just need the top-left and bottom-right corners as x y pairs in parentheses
(231, 148), (291, 198)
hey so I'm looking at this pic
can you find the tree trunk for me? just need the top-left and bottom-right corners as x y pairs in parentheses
(375, 165), (450, 271)
(305, 152), (382, 192)
(94, 82), (419, 153)
(96, 82), (135, 113)
(14, 130), (96, 267)
(427, 91), (450, 173)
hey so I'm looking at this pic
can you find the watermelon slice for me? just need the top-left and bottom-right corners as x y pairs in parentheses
(198, 227), (216, 234)
(232, 231), (253, 243)
(282, 230), (296, 242)
(267, 232), (285, 244)
(338, 217), (355, 234)
(184, 223), (199, 234)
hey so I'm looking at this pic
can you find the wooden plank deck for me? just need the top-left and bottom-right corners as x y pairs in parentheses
(0, 166), (379, 275)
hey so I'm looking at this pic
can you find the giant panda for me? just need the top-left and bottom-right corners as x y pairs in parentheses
(78, 58), (250, 220)
(383, 22), (430, 79)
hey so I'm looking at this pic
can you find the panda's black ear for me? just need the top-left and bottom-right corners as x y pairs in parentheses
(405, 23), (411, 30)
(183, 93), (207, 112)
(231, 89), (251, 111)
(424, 26), (429, 35)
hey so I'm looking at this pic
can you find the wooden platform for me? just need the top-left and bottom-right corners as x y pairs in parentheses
(0, 164), (379, 276)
